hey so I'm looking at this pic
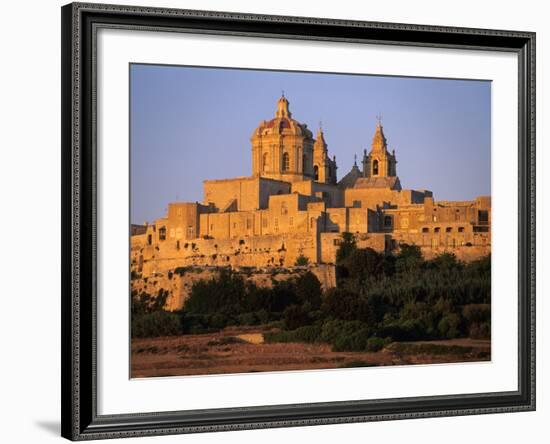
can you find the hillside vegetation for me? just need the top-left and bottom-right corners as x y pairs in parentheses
(132, 233), (491, 354)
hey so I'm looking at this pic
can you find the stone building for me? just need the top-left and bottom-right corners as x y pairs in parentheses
(131, 95), (491, 282)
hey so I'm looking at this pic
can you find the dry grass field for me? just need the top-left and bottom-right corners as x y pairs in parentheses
(131, 326), (490, 378)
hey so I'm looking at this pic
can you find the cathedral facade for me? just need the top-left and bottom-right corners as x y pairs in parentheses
(131, 96), (491, 279)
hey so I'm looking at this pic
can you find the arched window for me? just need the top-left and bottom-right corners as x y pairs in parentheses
(313, 165), (319, 180)
(372, 159), (379, 176)
(262, 153), (268, 172)
(282, 152), (290, 171)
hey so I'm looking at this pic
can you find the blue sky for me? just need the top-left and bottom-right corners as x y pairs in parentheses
(130, 64), (491, 224)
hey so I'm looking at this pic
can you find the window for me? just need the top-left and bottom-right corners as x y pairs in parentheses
(147, 234), (152, 245)
(478, 210), (489, 223)
(281, 202), (288, 215)
(186, 225), (194, 238)
(159, 226), (166, 241)
(434, 227), (441, 233)
(262, 218), (268, 228)
(383, 215), (392, 228)
(302, 154), (307, 171)
(282, 152), (290, 171)
(422, 227), (429, 233)
(313, 165), (319, 180)
(372, 159), (379, 176)
(333, 239), (341, 246)
(446, 227), (452, 233)
(262, 153), (268, 171)
(458, 227), (465, 233)
(176, 240), (180, 250)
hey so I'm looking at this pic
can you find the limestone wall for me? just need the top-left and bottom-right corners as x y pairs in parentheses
(131, 264), (336, 312)
(132, 231), (320, 278)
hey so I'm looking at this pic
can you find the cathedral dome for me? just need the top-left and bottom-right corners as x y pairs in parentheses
(252, 95), (313, 138)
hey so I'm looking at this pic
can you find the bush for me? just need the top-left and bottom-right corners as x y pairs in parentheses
(132, 311), (181, 338)
(236, 312), (259, 326)
(376, 319), (427, 342)
(342, 248), (383, 281)
(293, 325), (322, 343)
(332, 329), (369, 352)
(283, 304), (311, 330)
(438, 313), (461, 339)
(174, 267), (187, 276)
(463, 304), (491, 323)
(264, 325), (321, 344)
(295, 271), (322, 309)
(469, 321), (491, 339)
(366, 336), (386, 352)
(295, 255), (309, 266)
(336, 232), (357, 263)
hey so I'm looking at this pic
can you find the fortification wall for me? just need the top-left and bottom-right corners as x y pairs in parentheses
(131, 264), (336, 311)
(132, 231), (319, 277)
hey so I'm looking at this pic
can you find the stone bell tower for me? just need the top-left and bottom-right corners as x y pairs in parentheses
(362, 118), (397, 178)
(313, 125), (337, 185)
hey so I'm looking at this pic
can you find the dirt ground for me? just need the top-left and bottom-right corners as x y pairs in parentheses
(131, 326), (491, 378)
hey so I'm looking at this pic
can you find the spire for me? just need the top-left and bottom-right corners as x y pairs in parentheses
(314, 125), (328, 153)
(275, 94), (292, 118)
(371, 119), (388, 152)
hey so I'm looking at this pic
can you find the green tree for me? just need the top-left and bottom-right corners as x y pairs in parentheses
(295, 271), (322, 309)
(336, 232), (357, 263)
(343, 247), (383, 281)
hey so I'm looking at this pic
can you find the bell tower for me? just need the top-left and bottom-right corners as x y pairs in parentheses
(313, 125), (337, 185)
(363, 117), (397, 178)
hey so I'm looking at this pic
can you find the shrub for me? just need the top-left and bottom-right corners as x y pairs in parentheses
(366, 336), (386, 352)
(236, 312), (258, 326)
(131, 311), (181, 338)
(338, 360), (375, 368)
(295, 255), (309, 266)
(336, 232), (356, 263)
(174, 267), (186, 276)
(295, 271), (322, 309)
(438, 313), (462, 339)
(130, 270), (141, 280)
(376, 319), (427, 342)
(283, 304), (311, 330)
(342, 248), (383, 281)
(331, 329), (369, 352)
(264, 325), (321, 344)
(469, 321), (491, 339)
(462, 304), (491, 324)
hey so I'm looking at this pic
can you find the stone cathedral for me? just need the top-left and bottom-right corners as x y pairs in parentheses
(131, 95), (491, 296)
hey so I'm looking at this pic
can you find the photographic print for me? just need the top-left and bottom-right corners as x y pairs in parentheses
(129, 64), (491, 378)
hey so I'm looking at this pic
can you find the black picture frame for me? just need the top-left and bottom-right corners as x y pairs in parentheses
(61, 2), (536, 440)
